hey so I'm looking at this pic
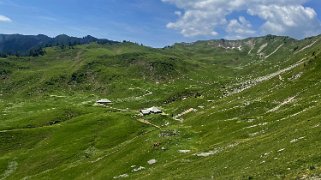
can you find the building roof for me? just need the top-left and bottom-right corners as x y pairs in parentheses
(141, 109), (151, 115)
(140, 107), (162, 115)
(149, 106), (162, 113)
(96, 99), (112, 103)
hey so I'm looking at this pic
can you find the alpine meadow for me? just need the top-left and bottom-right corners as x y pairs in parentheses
(1, 0), (321, 179)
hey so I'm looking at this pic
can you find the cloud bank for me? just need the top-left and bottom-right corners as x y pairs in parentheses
(0, 15), (12, 22)
(162, 0), (321, 39)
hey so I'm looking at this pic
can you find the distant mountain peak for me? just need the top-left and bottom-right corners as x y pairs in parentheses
(0, 34), (119, 56)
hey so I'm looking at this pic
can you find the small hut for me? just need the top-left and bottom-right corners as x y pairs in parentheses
(96, 99), (112, 105)
(140, 106), (162, 116)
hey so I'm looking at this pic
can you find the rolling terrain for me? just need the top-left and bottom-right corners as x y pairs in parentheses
(1, 34), (321, 179)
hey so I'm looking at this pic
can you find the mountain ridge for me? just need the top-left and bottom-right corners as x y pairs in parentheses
(0, 33), (119, 56)
(1, 33), (320, 57)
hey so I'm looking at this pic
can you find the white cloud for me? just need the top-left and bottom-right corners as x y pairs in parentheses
(166, 9), (223, 37)
(226, 16), (256, 39)
(0, 15), (12, 22)
(248, 4), (320, 38)
(162, 0), (321, 39)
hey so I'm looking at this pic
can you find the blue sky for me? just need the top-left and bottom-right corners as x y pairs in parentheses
(0, 0), (321, 47)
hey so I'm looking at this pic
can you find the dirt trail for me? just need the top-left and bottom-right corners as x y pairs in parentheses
(0, 161), (18, 180)
(137, 119), (161, 129)
(257, 43), (268, 54)
(173, 108), (197, 122)
(227, 58), (307, 96)
(295, 40), (319, 54)
(267, 96), (296, 113)
(265, 44), (283, 59)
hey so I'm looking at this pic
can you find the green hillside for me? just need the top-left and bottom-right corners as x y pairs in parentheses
(1, 35), (321, 179)
(0, 34), (118, 56)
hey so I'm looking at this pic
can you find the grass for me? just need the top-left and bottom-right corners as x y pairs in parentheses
(1, 35), (321, 179)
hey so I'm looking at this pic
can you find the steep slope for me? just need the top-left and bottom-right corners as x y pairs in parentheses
(0, 35), (321, 179)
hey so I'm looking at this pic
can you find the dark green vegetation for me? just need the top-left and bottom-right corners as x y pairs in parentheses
(1, 34), (321, 179)
(0, 34), (118, 56)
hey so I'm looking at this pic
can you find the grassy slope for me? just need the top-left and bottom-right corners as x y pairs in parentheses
(0, 35), (321, 179)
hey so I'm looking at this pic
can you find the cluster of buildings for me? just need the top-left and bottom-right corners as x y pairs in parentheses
(96, 99), (162, 116)
(140, 106), (162, 116)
